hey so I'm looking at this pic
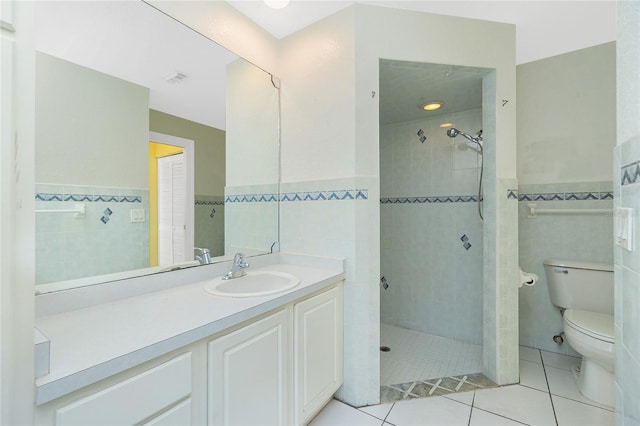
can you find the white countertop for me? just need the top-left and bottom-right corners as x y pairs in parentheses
(34, 256), (344, 405)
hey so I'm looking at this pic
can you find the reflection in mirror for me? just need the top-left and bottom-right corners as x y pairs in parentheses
(34, 1), (279, 293)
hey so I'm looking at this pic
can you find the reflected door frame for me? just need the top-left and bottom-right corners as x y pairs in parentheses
(149, 131), (195, 265)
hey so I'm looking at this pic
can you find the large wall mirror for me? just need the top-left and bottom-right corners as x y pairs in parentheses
(34, 1), (280, 293)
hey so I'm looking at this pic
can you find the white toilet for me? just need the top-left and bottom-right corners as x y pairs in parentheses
(543, 258), (615, 407)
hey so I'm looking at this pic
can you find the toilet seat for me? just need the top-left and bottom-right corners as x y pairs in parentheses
(564, 309), (614, 343)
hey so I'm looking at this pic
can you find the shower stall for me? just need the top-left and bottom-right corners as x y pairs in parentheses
(379, 60), (489, 393)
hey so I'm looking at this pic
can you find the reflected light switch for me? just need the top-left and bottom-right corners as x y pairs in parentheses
(615, 207), (634, 251)
(130, 209), (145, 223)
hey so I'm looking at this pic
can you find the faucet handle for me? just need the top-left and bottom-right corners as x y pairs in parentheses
(195, 247), (211, 265)
(233, 252), (249, 268)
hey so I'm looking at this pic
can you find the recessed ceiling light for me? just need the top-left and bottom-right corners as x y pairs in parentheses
(421, 101), (444, 111)
(439, 122), (454, 128)
(264, 0), (290, 9)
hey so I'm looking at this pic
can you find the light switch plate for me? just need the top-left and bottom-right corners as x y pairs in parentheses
(615, 207), (634, 251)
(130, 209), (145, 223)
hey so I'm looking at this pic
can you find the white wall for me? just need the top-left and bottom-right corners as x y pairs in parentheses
(226, 58), (279, 187)
(615, 2), (640, 424)
(1, 1), (36, 423)
(517, 43), (616, 185)
(279, 4), (517, 405)
(35, 52), (149, 188)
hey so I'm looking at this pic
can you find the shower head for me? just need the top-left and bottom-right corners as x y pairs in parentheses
(446, 128), (460, 138)
(445, 127), (483, 149)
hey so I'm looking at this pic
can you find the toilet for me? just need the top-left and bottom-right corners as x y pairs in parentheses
(543, 258), (615, 407)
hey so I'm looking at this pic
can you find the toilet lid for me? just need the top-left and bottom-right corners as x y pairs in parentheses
(564, 309), (614, 343)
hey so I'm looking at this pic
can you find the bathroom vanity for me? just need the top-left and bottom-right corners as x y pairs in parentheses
(33, 254), (344, 425)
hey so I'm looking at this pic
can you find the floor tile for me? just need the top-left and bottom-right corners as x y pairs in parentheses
(443, 390), (475, 406)
(545, 365), (614, 411)
(385, 395), (472, 426)
(519, 359), (549, 392)
(309, 400), (383, 426)
(541, 350), (581, 371)
(359, 403), (394, 421)
(473, 385), (556, 426)
(469, 408), (527, 425)
(520, 345), (542, 364)
(553, 394), (616, 425)
(380, 323), (482, 386)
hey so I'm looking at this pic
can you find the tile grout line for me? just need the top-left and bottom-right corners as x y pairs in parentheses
(469, 389), (530, 426)
(382, 402), (395, 425)
(467, 391), (476, 426)
(539, 349), (560, 426)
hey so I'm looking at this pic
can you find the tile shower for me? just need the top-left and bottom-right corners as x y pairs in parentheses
(380, 108), (485, 387)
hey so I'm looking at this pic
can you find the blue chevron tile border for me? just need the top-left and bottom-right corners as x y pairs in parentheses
(621, 160), (640, 186)
(517, 191), (613, 202)
(225, 193), (279, 203)
(195, 199), (225, 206)
(380, 195), (480, 204)
(225, 189), (370, 203)
(281, 189), (369, 202)
(507, 189), (518, 200)
(36, 192), (142, 203)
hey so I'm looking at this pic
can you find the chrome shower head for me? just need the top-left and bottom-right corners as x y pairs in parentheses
(445, 127), (483, 149)
(446, 128), (460, 138)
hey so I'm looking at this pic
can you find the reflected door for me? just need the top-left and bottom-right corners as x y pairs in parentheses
(158, 153), (187, 265)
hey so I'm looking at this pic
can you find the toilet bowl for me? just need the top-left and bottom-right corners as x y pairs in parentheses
(543, 259), (615, 408)
(563, 309), (615, 407)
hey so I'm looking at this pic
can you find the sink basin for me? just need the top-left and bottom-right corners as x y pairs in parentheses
(203, 271), (300, 298)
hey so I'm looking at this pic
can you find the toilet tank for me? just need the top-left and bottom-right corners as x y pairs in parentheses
(543, 259), (614, 314)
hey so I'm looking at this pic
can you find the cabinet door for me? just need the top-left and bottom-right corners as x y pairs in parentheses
(294, 285), (343, 425)
(55, 353), (192, 426)
(208, 308), (291, 426)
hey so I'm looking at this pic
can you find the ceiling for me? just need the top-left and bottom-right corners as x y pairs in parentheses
(227, 1), (616, 65)
(379, 60), (485, 125)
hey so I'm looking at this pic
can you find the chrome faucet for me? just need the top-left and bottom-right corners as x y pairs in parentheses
(222, 253), (249, 280)
(194, 247), (212, 265)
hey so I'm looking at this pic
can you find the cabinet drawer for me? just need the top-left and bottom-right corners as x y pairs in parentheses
(56, 353), (192, 426)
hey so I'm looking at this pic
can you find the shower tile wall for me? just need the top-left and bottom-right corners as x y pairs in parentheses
(195, 195), (224, 257)
(380, 108), (484, 345)
(517, 181), (614, 355)
(35, 183), (150, 284)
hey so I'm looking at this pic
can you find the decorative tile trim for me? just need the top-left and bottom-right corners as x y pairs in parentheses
(380, 373), (497, 404)
(517, 191), (613, 202)
(225, 193), (279, 203)
(195, 200), (225, 206)
(36, 192), (142, 203)
(280, 189), (369, 202)
(507, 189), (518, 200)
(621, 160), (640, 186)
(380, 195), (480, 204)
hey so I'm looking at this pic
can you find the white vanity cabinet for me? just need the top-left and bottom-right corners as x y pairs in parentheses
(35, 352), (196, 426)
(35, 278), (344, 426)
(207, 283), (344, 426)
(294, 286), (343, 425)
(207, 308), (292, 426)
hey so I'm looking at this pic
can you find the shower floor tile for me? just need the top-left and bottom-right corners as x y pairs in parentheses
(380, 323), (483, 386)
